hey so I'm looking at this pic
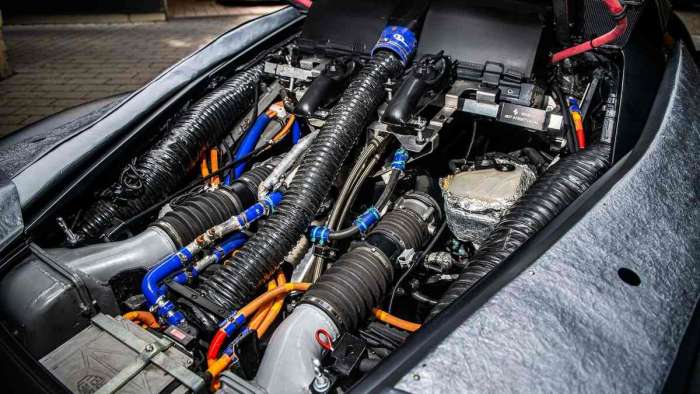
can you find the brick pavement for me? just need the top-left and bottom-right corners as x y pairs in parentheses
(168, 0), (281, 19)
(0, 13), (273, 137)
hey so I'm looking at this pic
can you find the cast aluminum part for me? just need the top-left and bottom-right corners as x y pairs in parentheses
(258, 131), (319, 200)
(255, 304), (340, 394)
(441, 159), (536, 245)
(47, 227), (176, 282)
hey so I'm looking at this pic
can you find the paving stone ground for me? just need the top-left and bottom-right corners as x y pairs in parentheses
(0, 14), (271, 137)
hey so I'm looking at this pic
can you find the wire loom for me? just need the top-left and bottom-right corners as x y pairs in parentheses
(76, 65), (264, 241)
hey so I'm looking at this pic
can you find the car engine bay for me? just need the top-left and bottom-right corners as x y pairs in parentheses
(0, 0), (641, 392)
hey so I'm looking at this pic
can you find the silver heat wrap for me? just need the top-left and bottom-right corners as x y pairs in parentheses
(441, 159), (536, 245)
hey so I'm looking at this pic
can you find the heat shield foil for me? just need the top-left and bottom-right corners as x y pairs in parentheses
(441, 159), (536, 245)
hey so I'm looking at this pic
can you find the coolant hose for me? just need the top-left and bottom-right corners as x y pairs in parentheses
(234, 112), (274, 179)
(75, 64), (264, 241)
(428, 143), (611, 319)
(550, 0), (627, 63)
(144, 192), (283, 327)
(292, 120), (302, 144)
(199, 48), (409, 311)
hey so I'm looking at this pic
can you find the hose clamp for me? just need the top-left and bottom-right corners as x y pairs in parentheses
(353, 207), (381, 234)
(309, 226), (331, 246)
(372, 26), (417, 65)
(391, 148), (409, 171)
(610, 5), (627, 22)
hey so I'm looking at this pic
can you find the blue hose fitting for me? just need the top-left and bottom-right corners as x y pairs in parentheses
(391, 148), (409, 170)
(157, 299), (186, 326)
(568, 97), (582, 114)
(237, 191), (283, 227)
(309, 226), (331, 246)
(372, 26), (417, 65)
(353, 207), (381, 234)
(220, 312), (247, 336)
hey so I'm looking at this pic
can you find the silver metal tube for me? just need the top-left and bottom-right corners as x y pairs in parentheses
(48, 227), (176, 282)
(255, 304), (339, 394)
(257, 131), (319, 200)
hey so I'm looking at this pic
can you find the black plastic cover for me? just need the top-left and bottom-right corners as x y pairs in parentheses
(298, 0), (400, 56)
(416, 0), (544, 79)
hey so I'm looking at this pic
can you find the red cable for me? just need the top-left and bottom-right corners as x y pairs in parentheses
(207, 330), (227, 362)
(551, 0), (627, 64)
(291, 0), (312, 9)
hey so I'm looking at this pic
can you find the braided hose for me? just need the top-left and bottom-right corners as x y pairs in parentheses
(428, 144), (611, 319)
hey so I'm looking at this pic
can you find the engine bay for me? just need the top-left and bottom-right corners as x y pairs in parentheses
(0, 0), (633, 392)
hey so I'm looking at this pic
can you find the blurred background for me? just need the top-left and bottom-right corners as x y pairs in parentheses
(0, 0), (284, 137)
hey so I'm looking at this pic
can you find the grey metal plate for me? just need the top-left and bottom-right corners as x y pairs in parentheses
(40, 315), (193, 394)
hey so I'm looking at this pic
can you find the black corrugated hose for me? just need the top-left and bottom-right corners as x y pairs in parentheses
(199, 51), (405, 311)
(303, 192), (440, 331)
(75, 64), (264, 241)
(428, 143), (611, 319)
(152, 158), (279, 248)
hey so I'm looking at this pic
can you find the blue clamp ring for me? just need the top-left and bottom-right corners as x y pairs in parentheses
(372, 26), (417, 65)
(568, 97), (581, 113)
(391, 148), (409, 171)
(309, 226), (331, 246)
(354, 207), (381, 234)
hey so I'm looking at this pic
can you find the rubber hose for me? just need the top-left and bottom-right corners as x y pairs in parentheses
(327, 169), (401, 241)
(153, 158), (278, 247)
(199, 51), (405, 311)
(76, 64), (264, 241)
(302, 193), (439, 331)
(428, 143), (611, 318)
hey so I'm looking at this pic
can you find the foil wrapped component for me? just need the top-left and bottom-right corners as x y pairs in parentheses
(441, 159), (536, 245)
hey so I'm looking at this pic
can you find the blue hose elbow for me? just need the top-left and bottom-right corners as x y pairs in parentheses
(142, 254), (185, 306)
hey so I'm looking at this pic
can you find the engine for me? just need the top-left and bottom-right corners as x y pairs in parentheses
(0, 0), (627, 392)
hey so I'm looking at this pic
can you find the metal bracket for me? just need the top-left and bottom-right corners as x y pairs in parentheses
(91, 314), (204, 393)
(397, 249), (416, 270)
(165, 279), (229, 320)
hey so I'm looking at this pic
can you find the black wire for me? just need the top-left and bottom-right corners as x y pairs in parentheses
(387, 220), (447, 313)
(464, 120), (477, 160)
(553, 85), (578, 154)
(105, 139), (280, 239)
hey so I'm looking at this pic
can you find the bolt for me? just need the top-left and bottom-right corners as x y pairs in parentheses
(145, 344), (154, 352)
(412, 373), (421, 381)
